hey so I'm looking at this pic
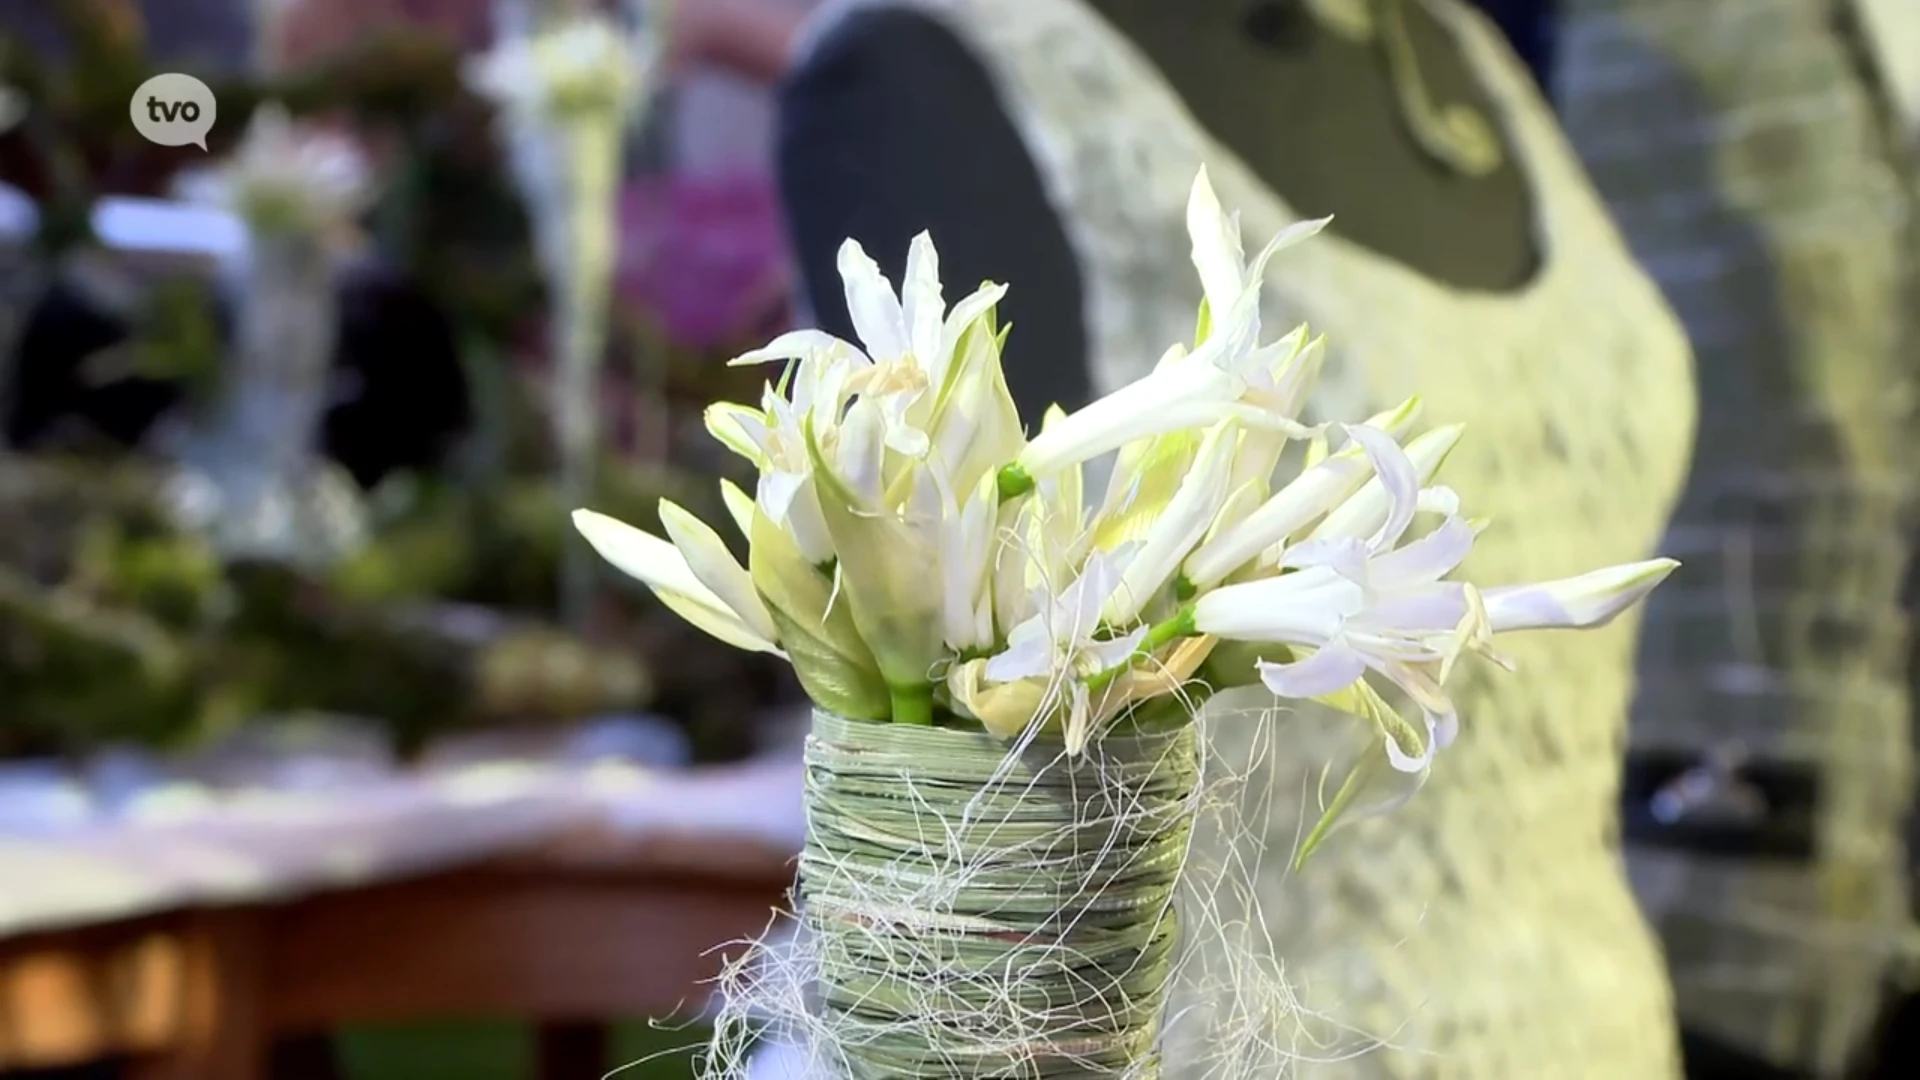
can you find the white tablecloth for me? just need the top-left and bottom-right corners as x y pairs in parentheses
(0, 752), (805, 940)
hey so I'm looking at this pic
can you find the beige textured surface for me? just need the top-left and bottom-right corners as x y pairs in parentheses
(1556, 1), (1918, 1073)
(795, 0), (1697, 1075)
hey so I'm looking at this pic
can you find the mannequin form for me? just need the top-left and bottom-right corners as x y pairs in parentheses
(1090, 0), (1537, 291)
(774, 1), (1697, 1077)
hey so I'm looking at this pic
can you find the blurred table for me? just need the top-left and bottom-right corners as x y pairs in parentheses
(0, 756), (803, 1079)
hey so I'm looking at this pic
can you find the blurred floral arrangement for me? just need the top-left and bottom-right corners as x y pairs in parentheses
(0, 0), (792, 764)
(466, 2), (663, 623)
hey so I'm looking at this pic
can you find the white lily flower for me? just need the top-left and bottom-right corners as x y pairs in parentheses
(1193, 428), (1678, 772)
(840, 234), (1009, 396)
(572, 508), (781, 656)
(1007, 167), (1332, 487)
(1102, 419), (1239, 625)
(1305, 423), (1464, 548)
(1015, 318), (1323, 483)
(703, 339), (868, 564)
(1187, 165), (1331, 346)
(804, 399), (948, 697)
(1183, 409), (1425, 590)
(921, 307), (1025, 499)
(732, 234), (1008, 460)
(982, 549), (1149, 751)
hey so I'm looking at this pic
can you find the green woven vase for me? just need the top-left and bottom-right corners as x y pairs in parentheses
(799, 709), (1201, 1078)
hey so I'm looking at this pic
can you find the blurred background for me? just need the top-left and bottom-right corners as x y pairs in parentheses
(0, 1), (1917, 1079)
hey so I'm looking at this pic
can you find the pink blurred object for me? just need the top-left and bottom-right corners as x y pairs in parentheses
(617, 171), (795, 350)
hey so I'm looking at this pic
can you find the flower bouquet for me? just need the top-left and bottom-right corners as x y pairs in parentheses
(575, 170), (1677, 1077)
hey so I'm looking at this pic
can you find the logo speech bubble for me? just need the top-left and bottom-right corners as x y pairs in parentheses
(130, 73), (217, 150)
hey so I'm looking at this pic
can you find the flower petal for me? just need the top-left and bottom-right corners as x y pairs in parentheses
(1186, 166), (1246, 323)
(1370, 516), (1478, 590)
(728, 328), (859, 367)
(1340, 424), (1420, 551)
(985, 618), (1057, 683)
(1257, 643), (1367, 698)
(1310, 424), (1461, 548)
(1482, 558), (1680, 632)
(718, 479), (755, 539)
(1192, 565), (1365, 645)
(658, 500), (779, 645)
(572, 509), (778, 654)
(836, 239), (908, 361)
(705, 402), (770, 461)
(1104, 420), (1238, 624)
(900, 231), (945, 371)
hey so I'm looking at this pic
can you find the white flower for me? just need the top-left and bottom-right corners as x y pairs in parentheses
(466, 14), (654, 120)
(1193, 425), (1682, 772)
(1187, 164), (1329, 349)
(1100, 419), (1239, 625)
(174, 104), (371, 241)
(803, 397), (949, 692)
(572, 508), (781, 656)
(980, 549), (1149, 751)
(704, 336), (868, 564)
(736, 233), (1009, 461)
(1011, 169), (1329, 484)
(1183, 408), (1431, 589)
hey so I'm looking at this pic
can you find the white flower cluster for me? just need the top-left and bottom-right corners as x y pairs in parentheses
(173, 104), (372, 243)
(575, 168), (1675, 779)
(464, 12), (657, 122)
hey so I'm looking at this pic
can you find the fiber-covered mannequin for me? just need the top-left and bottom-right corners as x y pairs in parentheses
(1556, 2), (1920, 1077)
(776, 1), (1696, 1077)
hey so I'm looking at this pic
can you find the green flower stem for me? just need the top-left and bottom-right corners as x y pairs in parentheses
(1086, 605), (1199, 694)
(890, 683), (936, 725)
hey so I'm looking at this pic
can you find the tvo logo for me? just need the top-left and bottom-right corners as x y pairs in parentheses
(130, 73), (217, 150)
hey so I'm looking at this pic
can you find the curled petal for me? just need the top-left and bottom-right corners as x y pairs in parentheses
(1257, 644), (1367, 699)
(1370, 516), (1478, 590)
(728, 328), (860, 367)
(947, 660), (1050, 737)
(1340, 424), (1420, 551)
(1311, 424), (1462, 547)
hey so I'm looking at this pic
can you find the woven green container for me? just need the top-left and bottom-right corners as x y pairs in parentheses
(800, 709), (1201, 1079)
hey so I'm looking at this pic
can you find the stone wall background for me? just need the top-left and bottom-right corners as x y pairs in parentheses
(1555, 1), (1919, 1074)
